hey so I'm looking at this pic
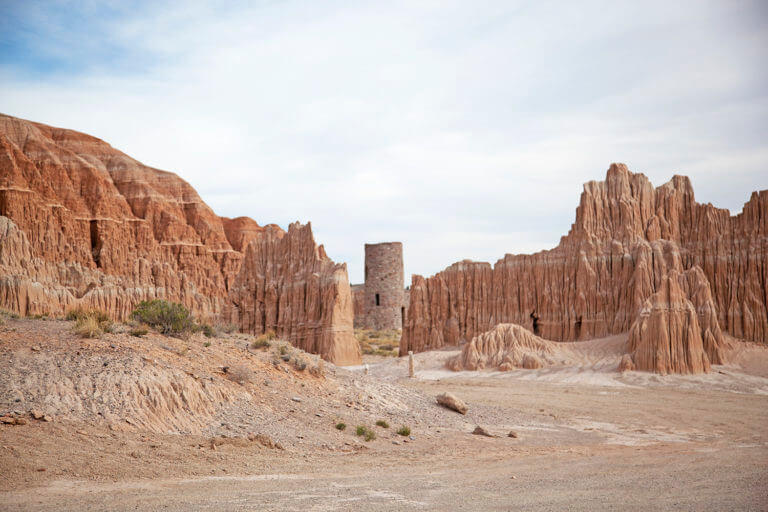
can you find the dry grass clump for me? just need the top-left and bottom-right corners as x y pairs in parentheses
(335, 422), (347, 431)
(355, 328), (401, 357)
(215, 322), (239, 335)
(266, 339), (325, 376)
(69, 308), (113, 338)
(0, 309), (20, 320)
(375, 419), (389, 428)
(251, 330), (276, 349)
(129, 325), (149, 337)
(397, 425), (411, 436)
(226, 364), (252, 384)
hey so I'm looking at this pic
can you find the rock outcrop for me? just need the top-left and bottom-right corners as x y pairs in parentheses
(446, 323), (557, 371)
(625, 271), (711, 374)
(0, 113), (361, 364)
(402, 164), (768, 364)
(226, 223), (361, 365)
(435, 392), (468, 414)
(623, 268), (729, 374)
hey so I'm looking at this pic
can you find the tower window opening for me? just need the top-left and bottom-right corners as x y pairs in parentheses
(375, 294), (380, 306)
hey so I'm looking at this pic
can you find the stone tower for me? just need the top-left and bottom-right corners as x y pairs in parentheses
(363, 242), (405, 330)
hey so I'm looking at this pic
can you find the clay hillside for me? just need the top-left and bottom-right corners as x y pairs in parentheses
(0, 113), (360, 365)
(402, 164), (768, 374)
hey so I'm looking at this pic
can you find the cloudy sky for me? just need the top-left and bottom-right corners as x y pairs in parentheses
(1, 1), (767, 282)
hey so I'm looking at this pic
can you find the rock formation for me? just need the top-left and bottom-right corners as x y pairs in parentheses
(624, 270), (712, 375)
(435, 392), (468, 414)
(402, 164), (768, 368)
(446, 323), (557, 371)
(226, 223), (361, 365)
(0, 113), (361, 365)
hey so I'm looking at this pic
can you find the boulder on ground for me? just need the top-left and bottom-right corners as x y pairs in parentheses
(436, 392), (468, 415)
(472, 426), (495, 437)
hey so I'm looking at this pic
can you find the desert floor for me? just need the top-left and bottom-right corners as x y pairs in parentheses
(1, 319), (767, 511)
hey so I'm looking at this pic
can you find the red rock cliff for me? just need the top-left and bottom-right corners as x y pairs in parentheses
(401, 164), (768, 355)
(0, 113), (360, 365)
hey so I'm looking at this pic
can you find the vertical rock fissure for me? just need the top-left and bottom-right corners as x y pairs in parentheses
(89, 220), (101, 268)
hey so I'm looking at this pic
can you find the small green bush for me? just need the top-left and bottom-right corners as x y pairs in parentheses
(397, 426), (411, 437)
(355, 425), (376, 441)
(131, 300), (194, 336)
(203, 341), (211, 347)
(335, 422), (346, 431)
(198, 323), (215, 338)
(375, 420), (389, 429)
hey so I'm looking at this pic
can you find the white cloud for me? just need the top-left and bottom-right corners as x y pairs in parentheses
(1, 0), (766, 282)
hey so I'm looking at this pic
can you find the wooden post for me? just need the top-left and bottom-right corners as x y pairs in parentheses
(408, 350), (415, 378)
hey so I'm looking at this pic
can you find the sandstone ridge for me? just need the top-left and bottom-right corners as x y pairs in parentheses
(0, 113), (360, 365)
(402, 164), (767, 374)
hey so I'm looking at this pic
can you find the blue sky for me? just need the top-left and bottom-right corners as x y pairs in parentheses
(1, 0), (767, 282)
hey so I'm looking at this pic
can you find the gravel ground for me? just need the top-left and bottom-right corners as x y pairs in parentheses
(1, 317), (767, 510)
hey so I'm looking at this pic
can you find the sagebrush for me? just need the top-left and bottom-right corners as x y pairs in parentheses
(131, 300), (195, 336)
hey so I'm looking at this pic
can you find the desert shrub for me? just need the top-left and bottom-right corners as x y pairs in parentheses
(252, 330), (277, 348)
(131, 300), (194, 336)
(279, 344), (288, 356)
(251, 336), (272, 349)
(197, 323), (215, 338)
(309, 358), (325, 377)
(67, 308), (110, 324)
(335, 422), (346, 431)
(397, 426), (411, 436)
(226, 364), (252, 384)
(293, 356), (307, 371)
(203, 341), (211, 347)
(129, 326), (149, 337)
(355, 425), (375, 441)
(375, 420), (389, 429)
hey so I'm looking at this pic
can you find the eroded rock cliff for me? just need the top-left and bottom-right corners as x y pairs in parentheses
(402, 164), (767, 362)
(625, 270), (712, 375)
(0, 113), (360, 364)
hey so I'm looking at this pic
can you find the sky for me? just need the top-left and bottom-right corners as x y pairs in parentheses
(1, 0), (767, 283)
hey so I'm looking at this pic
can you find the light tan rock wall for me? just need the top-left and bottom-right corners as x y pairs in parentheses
(401, 164), (768, 355)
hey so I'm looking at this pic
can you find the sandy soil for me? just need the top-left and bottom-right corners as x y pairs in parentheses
(1, 318), (767, 510)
